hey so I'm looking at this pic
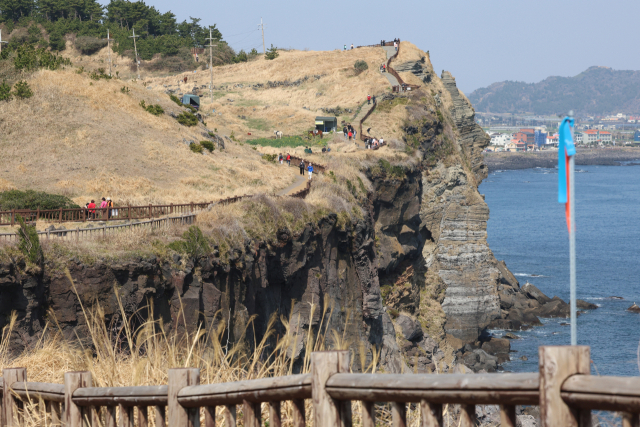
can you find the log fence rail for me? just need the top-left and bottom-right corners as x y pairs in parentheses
(0, 347), (638, 427)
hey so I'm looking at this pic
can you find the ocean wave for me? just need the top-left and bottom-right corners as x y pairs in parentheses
(514, 273), (548, 278)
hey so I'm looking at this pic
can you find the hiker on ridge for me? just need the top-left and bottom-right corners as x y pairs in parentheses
(299, 159), (305, 176)
(307, 163), (314, 180)
(367, 94), (371, 105)
(286, 153), (291, 166)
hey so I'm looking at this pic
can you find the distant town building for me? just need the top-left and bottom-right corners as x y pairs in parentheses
(490, 133), (512, 146)
(634, 130), (640, 142)
(534, 130), (547, 147)
(546, 134), (559, 146)
(580, 129), (612, 144)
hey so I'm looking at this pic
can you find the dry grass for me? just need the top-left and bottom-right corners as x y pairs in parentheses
(0, 69), (300, 206)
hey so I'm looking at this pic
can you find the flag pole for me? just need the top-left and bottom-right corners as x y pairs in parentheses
(568, 110), (577, 345)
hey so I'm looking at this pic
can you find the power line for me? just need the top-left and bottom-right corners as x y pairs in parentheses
(258, 18), (265, 54)
(223, 29), (260, 39)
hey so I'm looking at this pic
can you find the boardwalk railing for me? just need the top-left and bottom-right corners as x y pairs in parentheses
(1, 347), (639, 427)
(0, 213), (196, 243)
(0, 202), (211, 227)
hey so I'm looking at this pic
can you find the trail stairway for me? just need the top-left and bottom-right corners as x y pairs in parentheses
(381, 46), (400, 86)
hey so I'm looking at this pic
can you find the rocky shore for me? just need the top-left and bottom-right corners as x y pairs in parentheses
(484, 148), (640, 171)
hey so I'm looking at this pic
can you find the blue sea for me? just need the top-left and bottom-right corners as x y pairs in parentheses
(479, 163), (640, 376)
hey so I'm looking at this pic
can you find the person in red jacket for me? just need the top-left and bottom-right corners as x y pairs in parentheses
(367, 94), (371, 105)
(87, 200), (96, 220)
(286, 153), (291, 166)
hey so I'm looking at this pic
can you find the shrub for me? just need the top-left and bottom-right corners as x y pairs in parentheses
(176, 110), (198, 126)
(16, 215), (43, 266)
(49, 31), (66, 52)
(261, 153), (277, 163)
(190, 143), (203, 153)
(200, 140), (214, 151)
(265, 44), (279, 60)
(354, 60), (368, 74)
(0, 81), (11, 101)
(140, 100), (164, 115)
(89, 68), (111, 80)
(14, 45), (71, 71)
(169, 94), (183, 106)
(75, 36), (108, 55)
(120, 86), (130, 94)
(13, 81), (33, 99)
(0, 190), (79, 210)
(168, 226), (210, 258)
(233, 49), (248, 63)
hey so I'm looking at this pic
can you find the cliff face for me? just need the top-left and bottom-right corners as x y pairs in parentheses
(0, 213), (407, 372)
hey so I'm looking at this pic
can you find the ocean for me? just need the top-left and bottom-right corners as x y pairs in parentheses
(479, 163), (640, 376)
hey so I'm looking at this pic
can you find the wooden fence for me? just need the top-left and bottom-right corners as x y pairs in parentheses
(0, 202), (210, 227)
(0, 214), (196, 243)
(0, 347), (638, 427)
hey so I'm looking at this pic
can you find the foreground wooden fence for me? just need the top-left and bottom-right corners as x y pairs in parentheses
(0, 347), (638, 427)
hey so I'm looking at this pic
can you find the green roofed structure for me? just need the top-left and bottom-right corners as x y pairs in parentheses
(182, 94), (200, 109)
(315, 116), (337, 132)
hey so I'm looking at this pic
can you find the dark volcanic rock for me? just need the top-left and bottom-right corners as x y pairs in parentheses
(396, 314), (423, 341)
(463, 349), (498, 373)
(481, 337), (511, 363)
(627, 303), (640, 313)
(576, 299), (598, 310)
(539, 297), (570, 318)
(521, 283), (552, 305)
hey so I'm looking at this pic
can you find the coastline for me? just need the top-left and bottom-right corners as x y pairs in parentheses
(484, 147), (640, 171)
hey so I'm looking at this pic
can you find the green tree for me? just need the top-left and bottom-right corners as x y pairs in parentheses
(16, 214), (43, 265)
(13, 80), (33, 98)
(264, 44), (278, 60)
(0, 81), (12, 101)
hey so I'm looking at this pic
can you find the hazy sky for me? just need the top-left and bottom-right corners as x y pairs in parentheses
(107, 0), (640, 94)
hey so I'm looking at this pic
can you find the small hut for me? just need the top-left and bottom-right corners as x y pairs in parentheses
(315, 116), (337, 132)
(182, 94), (200, 109)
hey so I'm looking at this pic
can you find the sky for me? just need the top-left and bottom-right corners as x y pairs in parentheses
(101, 0), (640, 94)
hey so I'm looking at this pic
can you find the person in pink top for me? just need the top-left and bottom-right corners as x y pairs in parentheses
(100, 197), (107, 219)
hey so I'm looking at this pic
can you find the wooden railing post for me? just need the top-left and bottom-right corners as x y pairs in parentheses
(269, 401), (281, 427)
(458, 404), (476, 427)
(204, 406), (216, 427)
(291, 399), (305, 427)
(155, 405), (166, 427)
(623, 413), (640, 427)
(168, 368), (200, 427)
(311, 350), (352, 427)
(224, 405), (236, 427)
(128, 205), (131, 220)
(539, 346), (591, 427)
(500, 405), (516, 427)
(149, 204), (152, 219)
(3, 367), (27, 427)
(362, 402), (375, 427)
(391, 402), (406, 427)
(10, 209), (15, 226)
(420, 401), (442, 427)
(64, 371), (92, 427)
(59, 208), (63, 224)
(243, 400), (261, 427)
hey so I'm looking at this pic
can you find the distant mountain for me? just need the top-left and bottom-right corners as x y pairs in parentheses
(468, 66), (640, 116)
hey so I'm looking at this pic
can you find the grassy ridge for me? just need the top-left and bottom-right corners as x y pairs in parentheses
(245, 135), (330, 148)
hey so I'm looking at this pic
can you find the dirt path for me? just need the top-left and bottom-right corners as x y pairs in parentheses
(276, 165), (309, 196)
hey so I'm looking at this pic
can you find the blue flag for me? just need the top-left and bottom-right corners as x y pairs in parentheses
(558, 117), (576, 204)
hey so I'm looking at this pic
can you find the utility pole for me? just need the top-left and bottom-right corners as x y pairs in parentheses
(0, 29), (7, 54)
(129, 28), (140, 80)
(259, 18), (265, 54)
(205, 27), (217, 104)
(104, 29), (114, 77)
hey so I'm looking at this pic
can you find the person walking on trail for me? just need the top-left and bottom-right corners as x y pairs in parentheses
(279, 153), (283, 164)
(107, 197), (113, 219)
(372, 95), (377, 104)
(348, 129), (353, 141)
(367, 94), (371, 105)
(299, 160), (305, 176)
(350, 44), (354, 50)
(307, 163), (314, 180)
(286, 153), (291, 166)
(343, 125), (348, 140)
(394, 41), (398, 51)
(344, 44), (347, 51)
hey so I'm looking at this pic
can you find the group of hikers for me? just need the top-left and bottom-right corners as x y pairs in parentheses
(343, 124), (358, 141)
(276, 153), (315, 180)
(84, 197), (116, 219)
(364, 136), (384, 150)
